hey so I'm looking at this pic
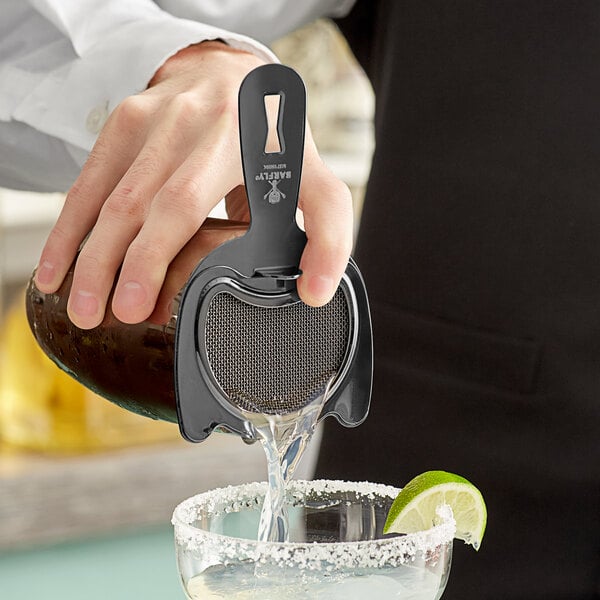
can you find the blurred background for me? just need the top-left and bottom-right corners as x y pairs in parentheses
(0, 21), (373, 600)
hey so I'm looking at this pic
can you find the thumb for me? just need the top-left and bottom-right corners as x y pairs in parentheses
(296, 148), (354, 307)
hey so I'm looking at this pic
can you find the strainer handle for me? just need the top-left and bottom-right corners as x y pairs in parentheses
(237, 64), (307, 274)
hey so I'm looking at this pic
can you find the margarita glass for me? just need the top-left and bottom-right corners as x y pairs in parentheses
(172, 479), (455, 599)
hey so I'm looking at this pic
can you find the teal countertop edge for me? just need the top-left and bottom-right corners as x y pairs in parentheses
(0, 525), (183, 599)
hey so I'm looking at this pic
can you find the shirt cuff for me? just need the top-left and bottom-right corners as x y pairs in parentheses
(10, 15), (278, 152)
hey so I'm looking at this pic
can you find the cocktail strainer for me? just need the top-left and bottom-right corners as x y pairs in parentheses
(174, 64), (372, 442)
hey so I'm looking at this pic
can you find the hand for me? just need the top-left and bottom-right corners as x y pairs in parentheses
(34, 42), (353, 329)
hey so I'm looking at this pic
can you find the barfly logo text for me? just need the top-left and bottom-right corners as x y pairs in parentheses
(254, 170), (292, 182)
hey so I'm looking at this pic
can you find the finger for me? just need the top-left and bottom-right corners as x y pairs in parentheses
(149, 218), (248, 324)
(67, 134), (201, 329)
(112, 119), (241, 323)
(35, 95), (154, 295)
(296, 148), (354, 307)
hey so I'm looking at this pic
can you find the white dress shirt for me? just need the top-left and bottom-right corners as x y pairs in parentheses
(0, 0), (355, 192)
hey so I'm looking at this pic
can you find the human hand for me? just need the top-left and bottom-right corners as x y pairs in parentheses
(34, 42), (353, 329)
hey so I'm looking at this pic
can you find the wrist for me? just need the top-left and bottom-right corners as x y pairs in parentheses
(148, 40), (265, 88)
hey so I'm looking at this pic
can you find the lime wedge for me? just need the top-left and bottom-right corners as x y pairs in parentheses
(383, 470), (487, 550)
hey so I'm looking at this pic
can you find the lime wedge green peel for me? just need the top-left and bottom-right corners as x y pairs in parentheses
(383, 470), (487, 551)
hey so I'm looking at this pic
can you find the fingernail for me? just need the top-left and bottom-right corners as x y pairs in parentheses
(307, 275), (335, 303)
(117, 281), (147, 310)
(36, 261), (56, 286)
(70, 290), (99, 317)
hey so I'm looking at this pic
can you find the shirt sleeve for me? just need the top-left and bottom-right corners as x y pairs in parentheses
(0, 0), (284, 156)
(153, 0), (357, 43)
(0, 0), (356, 192)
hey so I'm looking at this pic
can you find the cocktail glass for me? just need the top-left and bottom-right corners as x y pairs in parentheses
(172, 479), (455, 599)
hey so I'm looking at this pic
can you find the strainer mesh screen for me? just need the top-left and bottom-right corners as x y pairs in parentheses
(204, 288), (350, 414)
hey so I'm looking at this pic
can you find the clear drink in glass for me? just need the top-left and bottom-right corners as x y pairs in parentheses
(173, 479), (454, 600)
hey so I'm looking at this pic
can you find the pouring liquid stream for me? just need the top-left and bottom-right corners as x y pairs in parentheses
(245, 379), (334, 543)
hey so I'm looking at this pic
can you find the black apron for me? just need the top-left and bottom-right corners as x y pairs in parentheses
(316, 2), (600, 597)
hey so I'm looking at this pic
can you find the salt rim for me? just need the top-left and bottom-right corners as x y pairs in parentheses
(172, 480), (456, 571)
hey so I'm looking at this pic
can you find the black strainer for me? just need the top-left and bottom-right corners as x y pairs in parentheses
(174, 64), (372, 442)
